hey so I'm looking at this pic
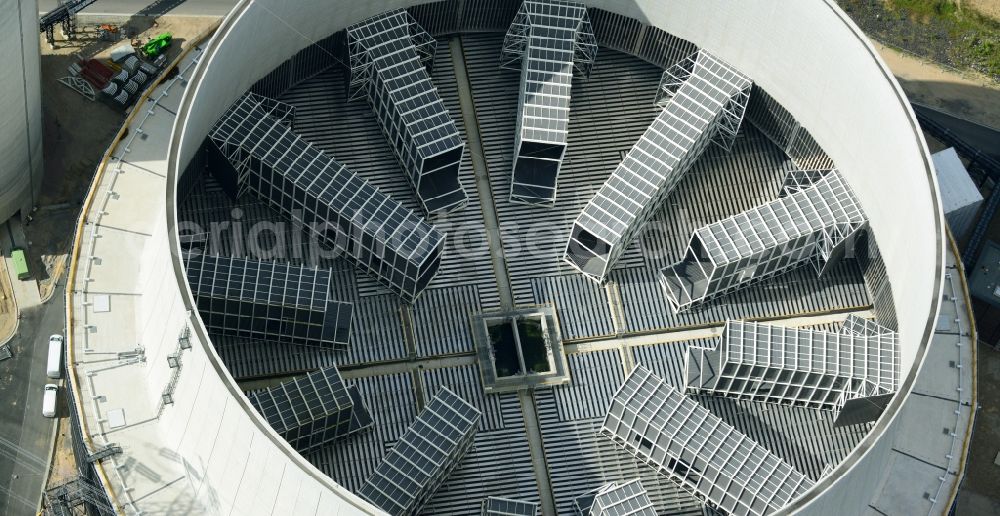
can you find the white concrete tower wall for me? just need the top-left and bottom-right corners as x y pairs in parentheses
(67, 38), (381, 514)
(162, 1), (944, 515)
(0, 0), (43, 223)
(588, 1), (943, 372)
(178, 0), (941, 373)
(138, 213), (379, 514)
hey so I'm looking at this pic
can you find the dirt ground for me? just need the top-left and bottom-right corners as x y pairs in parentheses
(874, 41), (1000, 129)
(46, 417), (78, 491)
(30, 16), (219, 300)
(0, 258), (15, 343)
(965, 0), (1000, 20)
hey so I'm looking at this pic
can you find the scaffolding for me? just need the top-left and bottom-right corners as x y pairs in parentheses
(564, 50), (752, 282)
(347, 9), (468, 215)
(43, 477), (117, 516)
(572, 479), (656, 516)
(601, 365), (814, 516)
(500, 0), (597, 205)
(482, 496), (540, 516)
(207, 92), (446, 303)
(38, 0), (98, 46)
(660, 170), (867, 312)
(185, 253), (354, 349)
(685, 318), (899, 415)
(248, 364), (373, 453)
(359, 387), (481, 516)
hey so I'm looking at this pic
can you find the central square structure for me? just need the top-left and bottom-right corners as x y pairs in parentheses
(472, 305), (569, 393)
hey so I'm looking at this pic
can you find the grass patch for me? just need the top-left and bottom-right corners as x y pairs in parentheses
(887, 0), (1000, 77)
(839, 0), (1000, 80)
(889, 0), (960, 18)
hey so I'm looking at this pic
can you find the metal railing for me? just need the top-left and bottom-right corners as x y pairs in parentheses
(66, 44), (206, 515)
(925, 267), (971, 512)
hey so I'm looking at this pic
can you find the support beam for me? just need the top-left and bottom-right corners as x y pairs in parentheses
(563, 50), (751, 282)
(601, 365), (814, 516)
(347, 9), (468, 215)
(501, 0), (597, 205)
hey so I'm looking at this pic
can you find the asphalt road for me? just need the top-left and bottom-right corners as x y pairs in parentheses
(914, 103), (1000, 164)
(38, 0), (237, 17)
(0, 222), (64, 516)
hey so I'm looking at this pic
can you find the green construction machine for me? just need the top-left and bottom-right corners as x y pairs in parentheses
(142, 33), (172, 59)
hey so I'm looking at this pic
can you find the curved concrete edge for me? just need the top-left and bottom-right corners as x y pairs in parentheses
(162, 5), (385, 513)
(769, 1), (945, 512)
(164, 0), (951, 514)
(943, 229), (979, 510)
(64, 27), (221, 515)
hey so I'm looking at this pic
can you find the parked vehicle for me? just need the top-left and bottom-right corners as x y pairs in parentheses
(47, 334), (63, 379)
(42, 384), (57, 418)
(142, 33), (172, 59)
(11, 248), (29, 280)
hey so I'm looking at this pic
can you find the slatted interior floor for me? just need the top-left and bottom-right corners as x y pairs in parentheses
(177, 32), (878, 516)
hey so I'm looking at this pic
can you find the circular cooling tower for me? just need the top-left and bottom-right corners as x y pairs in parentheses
(67, 1), (961, 516)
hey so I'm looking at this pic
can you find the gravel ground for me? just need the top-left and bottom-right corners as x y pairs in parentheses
(0, 258), (15, 344)
(838, 0), (1000, 82)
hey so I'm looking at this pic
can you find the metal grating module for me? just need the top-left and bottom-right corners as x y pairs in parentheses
(500, 0), (597, 205)
(573, 478), (657, 516)
(207, 92), (445, 303)
(482, 496), (539, 515)
(685, 318), (899, 414)
(564, 50), (752, 282)
(247, 365), (373, 453)
(601, 365), (814, 516)
(347, 9), (468, 215)
(359, 386), (482, 515)
(661, 170), (867, 312)
(185, 253), (353, 349)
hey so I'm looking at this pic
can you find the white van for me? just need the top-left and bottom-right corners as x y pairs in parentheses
(47, 334), (63, 379)
(42, 384), (58, 418)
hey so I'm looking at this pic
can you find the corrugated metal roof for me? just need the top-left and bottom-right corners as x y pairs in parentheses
(178, 30), (885, 515)
(418, 365), (541, 513)
(412, 285), (482, 357)
(932, 147), (982, 213)
(537, 350), (703, 514)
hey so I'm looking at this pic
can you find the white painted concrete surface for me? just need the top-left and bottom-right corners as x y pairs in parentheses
(64, 1), (965, 515)
(68, 46), (381, 514)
